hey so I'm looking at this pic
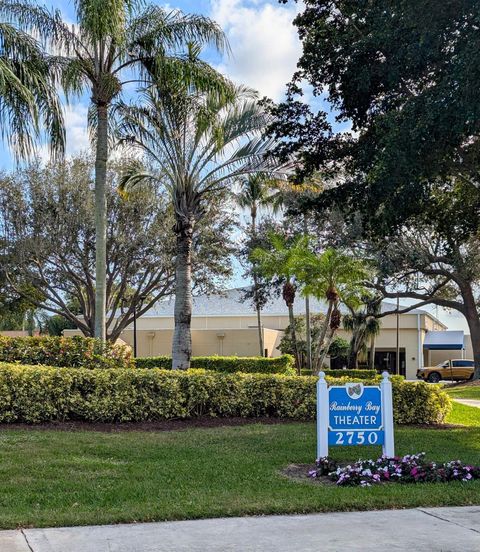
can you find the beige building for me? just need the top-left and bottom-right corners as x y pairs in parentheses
(66, 288), (471, 380)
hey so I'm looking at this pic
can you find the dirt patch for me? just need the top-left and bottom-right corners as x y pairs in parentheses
(0, 417), (300, 433)
(281, 463), (336, 486)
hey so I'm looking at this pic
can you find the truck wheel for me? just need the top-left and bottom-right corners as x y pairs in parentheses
(427, 372), (441, 383)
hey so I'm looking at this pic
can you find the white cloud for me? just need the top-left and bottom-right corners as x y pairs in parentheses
(63, 103), (90, 156)
(211, 0), (302, 101)
(35, 101), (90, 163)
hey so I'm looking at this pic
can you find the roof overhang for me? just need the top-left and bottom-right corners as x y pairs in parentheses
(424, 330), (464, 350)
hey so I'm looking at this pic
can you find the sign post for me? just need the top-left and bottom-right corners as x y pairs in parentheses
(316, 371), (394, 458)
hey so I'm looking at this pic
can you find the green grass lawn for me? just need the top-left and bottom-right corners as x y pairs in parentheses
(445, 384), (480, 400)
(0, 403), (478, 529)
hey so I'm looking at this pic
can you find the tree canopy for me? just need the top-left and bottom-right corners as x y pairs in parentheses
(0, 155), (234, 341)
(270, 0), (480, 232)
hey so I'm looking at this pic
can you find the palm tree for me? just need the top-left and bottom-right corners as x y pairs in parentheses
(297, 248), (371, 373)
(252, 233), (308, 372)
(117, 82), (273, 369)
(235, 174), (282, 356)
(343, 300), (382, 369)
(1, 0), (230, 340)
(279, 178), (323, 372)
(0, 19), (64, 158)
(343, 292), (383, 369)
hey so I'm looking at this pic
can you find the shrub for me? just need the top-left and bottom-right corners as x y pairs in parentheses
(0, 364), (451, 424)
(322, 369), (377, 379)
(0, 336), (133, 369)
(392, 379), (452, 424)
(134, 354), (295, 375)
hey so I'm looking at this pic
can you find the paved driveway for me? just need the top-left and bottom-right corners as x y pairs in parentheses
(453, 398), (480, 409)
(2, 506), (480, 551)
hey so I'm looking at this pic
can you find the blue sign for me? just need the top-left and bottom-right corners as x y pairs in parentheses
(328, 383), (384, 446)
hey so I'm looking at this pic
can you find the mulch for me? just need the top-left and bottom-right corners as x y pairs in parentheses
(0, 417), (300, 433)
(280, 463), (335, 486)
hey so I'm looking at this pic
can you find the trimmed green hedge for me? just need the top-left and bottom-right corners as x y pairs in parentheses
(0, 336), (133, 369)
(134, 354), (296, 375)
(0, 364), (451, 424)
(302, 368), (377, 379)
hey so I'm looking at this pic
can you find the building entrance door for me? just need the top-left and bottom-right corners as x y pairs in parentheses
(372, 350), (406, 376)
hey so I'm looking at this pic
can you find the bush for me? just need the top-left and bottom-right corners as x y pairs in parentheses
(0, 336), (133, 369)
(0, 364), (451, 424)
(134, 354), (295, 375)
(322, 369), (377, 379)
(392, 378), (452, 424)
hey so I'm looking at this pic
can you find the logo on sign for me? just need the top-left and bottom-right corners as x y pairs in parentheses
(346, 383), (363, 399)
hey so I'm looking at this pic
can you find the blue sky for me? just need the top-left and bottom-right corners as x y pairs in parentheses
(0, 0), (469, 333)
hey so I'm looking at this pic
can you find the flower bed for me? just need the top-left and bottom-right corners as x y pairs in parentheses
(309, 453), (480, 487)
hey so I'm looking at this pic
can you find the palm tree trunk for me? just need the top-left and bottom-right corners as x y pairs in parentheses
(317, 328), (336, 372)
(313, 301), (333, 372)
(288, 302), (301, 374)
(303, 217), (312, 372)
(368, 335), (376, 370)
(251, 210), (264, 356)
(347, 347), (358, 369)
(305, 295), (312, 372)
(254, 273), (264, 357)
(94, 104), (108, 341)
(172, 227), (193, 370)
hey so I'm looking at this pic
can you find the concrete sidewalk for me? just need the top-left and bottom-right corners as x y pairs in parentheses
(2, 506), (480, 551)
(453, 398), (480, 409)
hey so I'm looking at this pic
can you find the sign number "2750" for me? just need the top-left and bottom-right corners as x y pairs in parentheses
(333, 431), (381, 446)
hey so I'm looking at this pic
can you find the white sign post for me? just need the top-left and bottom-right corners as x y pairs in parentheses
(316, 371), (329, 459)
(380, 371), (395, 457)
(316, 370), (395, 459)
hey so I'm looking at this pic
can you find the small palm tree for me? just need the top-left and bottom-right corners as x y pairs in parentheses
(343, 298), (382, 370)
(0, 19), (64, 158)
(1, 0), (230, 340)
(235, 174), (282, 356)
(297, 248), (371, 373)
(252, 233), (308, 372)
(118, 82), (273, 369)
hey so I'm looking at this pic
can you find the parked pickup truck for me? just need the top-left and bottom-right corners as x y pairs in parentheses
(416, 359), (475, 383)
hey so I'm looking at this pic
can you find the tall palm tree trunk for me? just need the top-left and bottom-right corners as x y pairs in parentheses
(172, 226), (193, 369)
(283, 280), (300, 373)
(94, 104), (108, 341)
(303, 217), (312, 371)
(318, 328), (336, 371)
(313, 301), (333, 372)
(305, 295), (312, 371)
(287, 302), (301, 374)
(347, 347), (359, 370)
(368, 335), (376, 370)
(253, 272), (264, 357)
(251, 209), (264, 357)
